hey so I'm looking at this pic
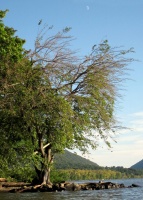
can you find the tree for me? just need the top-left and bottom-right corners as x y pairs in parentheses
(0, 10), (27, 177)
(26, 28), (133, 184)
(0, 11), (134, 185)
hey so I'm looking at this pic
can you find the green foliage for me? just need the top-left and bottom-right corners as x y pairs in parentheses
(0, 10), (25, 63)
(0, 10), (28, 176)
(105, 166), (143, 179)
(9, 165), (36, 183)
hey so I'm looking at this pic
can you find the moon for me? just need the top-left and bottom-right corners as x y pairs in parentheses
(86, 5), (90, 11)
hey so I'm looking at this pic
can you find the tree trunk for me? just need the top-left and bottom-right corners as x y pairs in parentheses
(42, 167), (51, 185)
(34, 144), (53, 185)
(43, 145), (53, 185)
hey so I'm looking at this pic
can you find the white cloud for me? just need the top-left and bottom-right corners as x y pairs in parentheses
(131, 111), (143, 117)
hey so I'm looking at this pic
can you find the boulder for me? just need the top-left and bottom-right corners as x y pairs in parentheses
(131, 184), (141, 187)
(64, 183), (81, 191)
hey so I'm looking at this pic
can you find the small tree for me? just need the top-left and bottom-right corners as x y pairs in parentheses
(0, 11), (134, 184)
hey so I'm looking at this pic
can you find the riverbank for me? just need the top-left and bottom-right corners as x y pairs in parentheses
(0, 178), (31, 193)
(0, 178), (141, 193)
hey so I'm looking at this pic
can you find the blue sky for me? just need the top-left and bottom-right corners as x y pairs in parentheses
(1, 0), (143, 167)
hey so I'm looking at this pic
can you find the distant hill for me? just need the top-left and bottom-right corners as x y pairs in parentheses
(54, 150), (101, 170)
(130, 159), (143, 170)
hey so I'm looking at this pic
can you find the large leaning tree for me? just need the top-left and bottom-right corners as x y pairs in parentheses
(0, 10), (134, 184)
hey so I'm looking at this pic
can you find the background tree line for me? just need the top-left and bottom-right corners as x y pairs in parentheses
(50, 168), (143, 183)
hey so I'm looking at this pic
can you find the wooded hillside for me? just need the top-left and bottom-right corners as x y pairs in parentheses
(130, 159), (143, 169)
(54, 150), (101, 169)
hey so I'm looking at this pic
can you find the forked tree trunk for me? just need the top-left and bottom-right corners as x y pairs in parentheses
(34, 144), (53, 185)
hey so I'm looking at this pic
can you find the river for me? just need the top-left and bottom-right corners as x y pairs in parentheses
(0, 178), (143, 200)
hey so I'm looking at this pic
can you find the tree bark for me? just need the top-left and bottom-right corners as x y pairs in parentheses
(34, 141), (53, 185)
(43, 145), (53, 185)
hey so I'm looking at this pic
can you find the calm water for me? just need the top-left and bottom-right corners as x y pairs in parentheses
(0, 178), (143, 200)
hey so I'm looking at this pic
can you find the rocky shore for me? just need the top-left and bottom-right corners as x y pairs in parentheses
(0, 178), (141, 193)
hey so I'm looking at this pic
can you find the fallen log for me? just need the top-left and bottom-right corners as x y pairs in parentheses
(9, 186), (35, 193)
(2, 182), (31, 188)
(0, 178), (7, 182)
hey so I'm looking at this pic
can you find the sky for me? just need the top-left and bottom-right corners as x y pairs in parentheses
(1, 0), (143, 168)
